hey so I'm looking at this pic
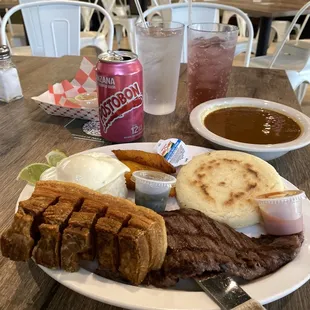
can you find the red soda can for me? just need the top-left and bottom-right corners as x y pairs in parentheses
(96, 51), (144, 143)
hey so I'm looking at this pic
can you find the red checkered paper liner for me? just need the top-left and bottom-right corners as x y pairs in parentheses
(32, 57), (98, 120)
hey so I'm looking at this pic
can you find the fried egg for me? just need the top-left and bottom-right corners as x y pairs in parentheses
(40, 153), (130, 198)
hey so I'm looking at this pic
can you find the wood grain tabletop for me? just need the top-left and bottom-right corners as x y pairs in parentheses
(0, 0), (18, 9)
(0, 56), (309, 310)
(197, 0), (310, 18)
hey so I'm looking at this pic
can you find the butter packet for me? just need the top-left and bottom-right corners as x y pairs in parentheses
(155, 138), (191, 167)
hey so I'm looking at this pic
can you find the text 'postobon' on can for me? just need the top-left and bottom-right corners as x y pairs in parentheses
(96, 51), (143, 143)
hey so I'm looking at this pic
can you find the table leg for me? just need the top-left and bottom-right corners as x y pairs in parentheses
(256, 17), (273, 56)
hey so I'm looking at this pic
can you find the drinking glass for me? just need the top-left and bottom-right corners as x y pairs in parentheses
(187, 23), (238, 112)
(136, 21), (184, 115)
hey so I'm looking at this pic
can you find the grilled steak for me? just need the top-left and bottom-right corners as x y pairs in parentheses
(145, 209), (304, 287)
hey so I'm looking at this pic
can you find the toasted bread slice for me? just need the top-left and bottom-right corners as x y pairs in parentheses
(118, 227), (150, 285)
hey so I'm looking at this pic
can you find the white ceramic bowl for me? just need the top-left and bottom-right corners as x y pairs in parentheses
(190, 97), (310, 161)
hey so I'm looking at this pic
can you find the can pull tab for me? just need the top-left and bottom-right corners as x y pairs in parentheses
(109, 50), (124, 61)
(101, 50), (124, 61)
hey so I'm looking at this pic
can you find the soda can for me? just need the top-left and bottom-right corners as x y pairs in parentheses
(96, 51), (144, 143)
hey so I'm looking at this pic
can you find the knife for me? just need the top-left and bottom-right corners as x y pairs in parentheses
(196, 274), (267, 310)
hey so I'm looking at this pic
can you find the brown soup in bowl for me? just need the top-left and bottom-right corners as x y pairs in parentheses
(204, 106), (301, 144)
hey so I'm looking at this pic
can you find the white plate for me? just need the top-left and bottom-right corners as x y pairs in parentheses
(17, 143), (310, 310)
(189, 97), (310, 161)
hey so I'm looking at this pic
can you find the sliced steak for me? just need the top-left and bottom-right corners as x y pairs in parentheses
(145, 209), (304, 287)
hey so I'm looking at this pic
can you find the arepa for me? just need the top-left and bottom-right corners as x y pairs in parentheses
(176, 151), (284, 228)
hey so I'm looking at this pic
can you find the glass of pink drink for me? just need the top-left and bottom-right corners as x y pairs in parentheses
(187, 23), (238, 112)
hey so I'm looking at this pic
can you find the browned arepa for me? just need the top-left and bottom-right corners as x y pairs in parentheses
(1, 180), (167, 285)
(176, 151), (284, 228)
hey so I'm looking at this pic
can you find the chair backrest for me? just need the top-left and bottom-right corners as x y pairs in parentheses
(296, 14), (310, 41)
(141, 3), (253, 66)
(222, 11), (247, 37)
(1, 0), (114, 57)
(80, 0), (114, 33)
(270, 1), (310, 68)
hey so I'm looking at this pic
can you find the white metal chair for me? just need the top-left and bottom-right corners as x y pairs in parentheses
(110, 2), (137, 52)
(222, 11), (246, 37)
(100, 0), (137, 52)
(147, 0), (187, 22)
(147, 0), (162, 22)
(223, 11), (300, 41)
(140, 3), (254, 66)
(250, 2), (310, 104)
(222, 10), (258, 55)
(0, 0), (114, 57)
(222, 12), (303, 56)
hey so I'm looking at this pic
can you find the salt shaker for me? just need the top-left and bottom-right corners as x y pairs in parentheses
(0, 45), (23, 103)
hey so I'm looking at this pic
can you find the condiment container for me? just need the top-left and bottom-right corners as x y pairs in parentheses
(75, 92), (98, 108)
(132, 171), (176, 213)
(255, 190), (305, 236)
(0, 45), (23, 103)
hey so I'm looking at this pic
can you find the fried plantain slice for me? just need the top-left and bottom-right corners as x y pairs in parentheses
(112, 150), (176, 174)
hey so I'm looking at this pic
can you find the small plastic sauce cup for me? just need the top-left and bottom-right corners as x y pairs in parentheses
(131, 170), (177, 213)
(75, 92), (98, 108)
(255, 190), (305, 236)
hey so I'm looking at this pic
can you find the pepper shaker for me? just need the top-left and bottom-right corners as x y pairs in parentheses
(0, 45), (23, 103)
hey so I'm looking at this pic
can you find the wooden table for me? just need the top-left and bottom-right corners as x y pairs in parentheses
(0, 0), (17, 9)
(0, 56), (309, 310)
(199, 0), (309, 56)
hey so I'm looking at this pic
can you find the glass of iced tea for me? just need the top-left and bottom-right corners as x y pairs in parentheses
(187, 23), (238, 112)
